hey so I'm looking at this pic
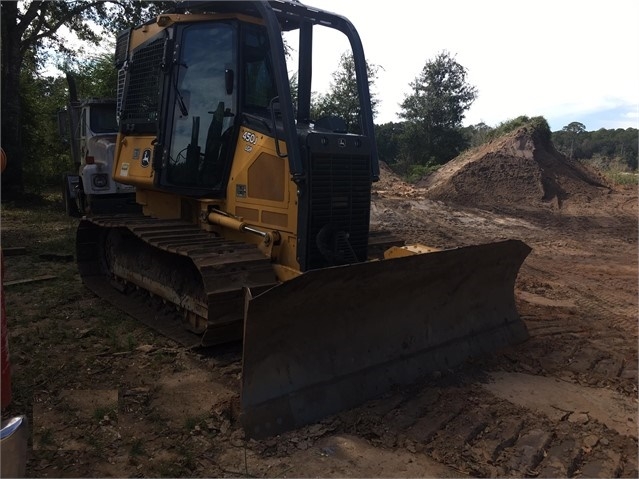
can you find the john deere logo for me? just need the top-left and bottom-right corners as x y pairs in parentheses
(338, 138), (346, 148)
(141, 149), (151, 168)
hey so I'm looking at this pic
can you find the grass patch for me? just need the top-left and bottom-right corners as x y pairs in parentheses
(605, 170), (638, 186)
(184, 415), (203, 431)
(583, 155), (638, 187)
(1, 197), (78, 257)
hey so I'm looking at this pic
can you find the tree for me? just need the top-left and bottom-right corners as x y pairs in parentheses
(67, 53), (119, 99)
(551, 126), (638, 170)
(1, 1), (172, 198)
(16, 53), (120, 191)
(311, 52), (380, 134)
(463, 121), (493, 148)
(375, 122), (405, 165)
(20, 69), (71, 190)
(561, 121), (586, 160)
(398, 50), (477, 166)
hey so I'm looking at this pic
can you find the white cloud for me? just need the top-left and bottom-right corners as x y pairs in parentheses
(311, 0), (639, 130)
(41, 22), (113, 76)
(43, 0), (638, 131)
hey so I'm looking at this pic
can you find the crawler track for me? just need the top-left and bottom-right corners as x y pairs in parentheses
(76, 214), (277, 346)
(75, 215), (406, 348)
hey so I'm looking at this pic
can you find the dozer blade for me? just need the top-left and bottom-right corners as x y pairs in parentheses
(241, 239), (531, 438)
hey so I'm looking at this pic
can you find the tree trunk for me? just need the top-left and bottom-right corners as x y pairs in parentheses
(1, 2), (24, 199)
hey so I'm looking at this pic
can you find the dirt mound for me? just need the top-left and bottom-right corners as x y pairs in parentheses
(417, 127), (611, 212)
(373, 161), (426, 198)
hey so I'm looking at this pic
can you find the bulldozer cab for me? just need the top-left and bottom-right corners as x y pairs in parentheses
(161, 21), (276, 191)
(114, 1), (378, 201)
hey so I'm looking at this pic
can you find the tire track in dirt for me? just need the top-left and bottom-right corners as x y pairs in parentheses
(518, 249), (637, 382)
(522, 260), (636, 332)
(330, 379), (638, 478)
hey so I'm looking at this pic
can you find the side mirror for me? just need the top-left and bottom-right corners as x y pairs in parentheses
(225, 68), (234, 95)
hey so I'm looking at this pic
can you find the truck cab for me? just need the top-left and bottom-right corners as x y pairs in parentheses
(61, 95), (139, 216)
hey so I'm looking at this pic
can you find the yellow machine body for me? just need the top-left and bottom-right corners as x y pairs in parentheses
(76, 1), (531, 439)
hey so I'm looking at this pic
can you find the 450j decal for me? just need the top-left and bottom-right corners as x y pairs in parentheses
(242, 130), (257, 152)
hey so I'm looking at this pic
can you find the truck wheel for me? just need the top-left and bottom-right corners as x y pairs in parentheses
(62, 173), (81, 218)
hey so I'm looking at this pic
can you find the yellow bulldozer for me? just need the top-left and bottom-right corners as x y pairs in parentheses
(76, 0), (531, 438)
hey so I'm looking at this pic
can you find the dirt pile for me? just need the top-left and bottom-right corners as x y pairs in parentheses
(417, 126), (611, 212)
(372, 161), (426, 199)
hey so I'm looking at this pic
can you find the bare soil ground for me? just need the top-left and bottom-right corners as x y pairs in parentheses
(2, 127), (637, 477)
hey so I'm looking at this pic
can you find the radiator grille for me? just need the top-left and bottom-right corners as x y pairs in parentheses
(114, 29), (130, 68)
(306, 153), (371, 269)
(120, 38), (165, 127)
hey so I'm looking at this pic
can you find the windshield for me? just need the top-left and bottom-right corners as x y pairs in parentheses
(90, 104), (118, 133)
(163, 21), (280, 192)
(167, 22), (237, 188)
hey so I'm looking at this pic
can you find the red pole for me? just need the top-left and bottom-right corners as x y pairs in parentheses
(1, 249), (11, 409)
(1, 147), (11, 409)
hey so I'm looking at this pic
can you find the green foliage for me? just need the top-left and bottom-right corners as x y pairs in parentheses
(375, 122), (405, 164)
(64, 53), (119, 99)
(397, 51), (477, 166)
(562, 121), (586, 135)
(604, 170), (638, 186)
(20, 59), (74, 190)
(404, 163), (442, 183)
(289, 72), (299, 114)
(556, 121), (587, 160)
(400, 51), (477, 128)
(485, 115), (529, 138)
(462, 122), (493, 148)
(21, 1), (174, 62)
(311, 52), (380, 133)
(19, 54), (119, 191)
(374, 112), (637, 187)
(553, 126), (638, 170)
(2, 0), (174, 196)
(396, 121), (431, 165)
(581, 154), (637, 185)
(484, 115), (551, 143)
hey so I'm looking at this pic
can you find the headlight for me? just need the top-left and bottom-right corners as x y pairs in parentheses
(92, 174), (109, 188)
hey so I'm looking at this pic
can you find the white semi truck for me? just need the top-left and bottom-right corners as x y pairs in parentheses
(60, 74), (138, 216)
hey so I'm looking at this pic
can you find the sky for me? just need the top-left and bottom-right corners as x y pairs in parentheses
(304, 0), (639, 132)
(53, 0), (638, 133)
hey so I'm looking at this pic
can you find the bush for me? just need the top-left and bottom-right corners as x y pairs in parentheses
(585, 155), (638, 186)
(405, 163), (441, 183)
(486, 115), (551, 142)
